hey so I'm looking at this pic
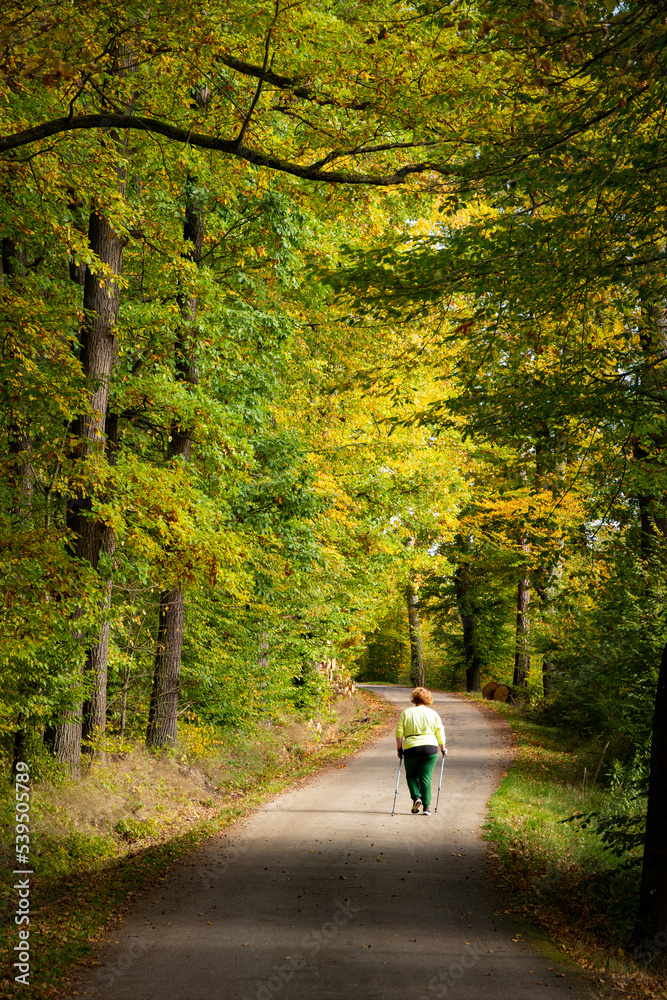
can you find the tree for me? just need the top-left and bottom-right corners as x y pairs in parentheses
(327, 0), (667, 948)
(0, 0), (468, 185)
(406, 575), (425, 688)
(146, 175), (205, 750)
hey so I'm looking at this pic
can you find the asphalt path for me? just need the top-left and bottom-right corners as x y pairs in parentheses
(71, 686), (594, 1000)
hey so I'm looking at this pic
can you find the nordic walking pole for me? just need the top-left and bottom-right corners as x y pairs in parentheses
(391, 758), (402, 816)
(434, 751), (446, 813)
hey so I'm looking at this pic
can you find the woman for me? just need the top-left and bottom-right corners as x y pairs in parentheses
(395, 687), (447, 816)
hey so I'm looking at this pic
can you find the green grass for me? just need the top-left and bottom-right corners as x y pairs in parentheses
(0, 690), (395, 998)
(480, 698), (666, 998)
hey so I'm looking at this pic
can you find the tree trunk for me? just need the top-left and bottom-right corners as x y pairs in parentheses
(48, 715), (82, 776)
(631, 297), (667, 951)
(146, 176), (204, 750)
(533, 579), (556, 696)
(81, 523), (116, 752)
(170, 175), (204, 458)
(12, 717), (27, 777)
(632, 640), (667, 952)
(2, 237), (26, 278)
(146, 589), (185, 749)
(542, 657), (556, 697)
(81, 410), (119, 756)
(51, 204), (125, 771)
(406, 577), (425, 688)
(49, 41), (133, 770)
(461, 611), (482, 692)
(258, 632), (269, 671)
(453, 548), (482, 692)
(533, 423), (567, 698)
(513, 574), (530, 687)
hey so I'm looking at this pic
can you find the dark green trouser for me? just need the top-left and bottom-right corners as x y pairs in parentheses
(404, 753), (438, 807)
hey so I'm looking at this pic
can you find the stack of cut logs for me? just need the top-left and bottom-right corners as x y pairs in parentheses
(482, 680), (512, 702)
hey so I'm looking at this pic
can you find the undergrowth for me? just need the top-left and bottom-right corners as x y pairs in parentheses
(0, 689), (394, 998)
(480, 698), (665, 1000)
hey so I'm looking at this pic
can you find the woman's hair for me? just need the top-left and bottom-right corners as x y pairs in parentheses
(411, 687), (433, 706)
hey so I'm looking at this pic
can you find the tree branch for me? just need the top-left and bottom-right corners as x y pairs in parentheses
(235, 0), (280, 147)
(0, 113), (442, 185)
(219, 54), (372, 110)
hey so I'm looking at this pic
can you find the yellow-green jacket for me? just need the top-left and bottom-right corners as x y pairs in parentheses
(395, 706), (445, 750)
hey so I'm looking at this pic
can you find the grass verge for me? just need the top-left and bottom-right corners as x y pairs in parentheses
(479, 698), (665, 1000)
(0, 689), (395, 999)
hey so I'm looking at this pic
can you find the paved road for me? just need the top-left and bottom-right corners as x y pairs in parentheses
(72, 687), (594, 1000)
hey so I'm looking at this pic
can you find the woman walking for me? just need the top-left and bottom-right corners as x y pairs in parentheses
(395, 687), (446, 816)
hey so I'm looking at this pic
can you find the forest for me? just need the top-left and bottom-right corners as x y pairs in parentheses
(2, 0), (667, 978)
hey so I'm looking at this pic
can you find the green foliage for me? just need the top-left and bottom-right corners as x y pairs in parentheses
(486, 702), (645, 959)
(354, 599), (410, 684)
(2, 0), (667, 972)
(114, 816), (158, 842)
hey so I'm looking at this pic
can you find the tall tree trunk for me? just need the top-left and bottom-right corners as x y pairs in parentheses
(146, 176), (204, 750)
(52, 199), (125, 772)
(632, 640), (667, 950)
(534, 572), (556, 696)
(534, 425), (560, 697)
(146, 589), (185, 749)
(631, 297), (667, 950)
(81, 409), (119, 755)
(12, 719), (27, 778)
(406, 577), (425, 688)
(461, 612), (482, 693)
(43, 205), (85, 771)
(453, 544), (482, 693)
(513, 572), (530, 687)
(49, 40), (132, 771)
(81, 523), (116, 751)
(49, 719), (82, 774)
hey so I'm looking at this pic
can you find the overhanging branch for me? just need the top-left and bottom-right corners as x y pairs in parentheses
(0, 113), (442, 184)
(218, 54), (372, 110)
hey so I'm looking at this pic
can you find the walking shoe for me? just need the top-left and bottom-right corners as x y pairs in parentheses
(423, 807), (431, 816)
(411, 798), (422, 813)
